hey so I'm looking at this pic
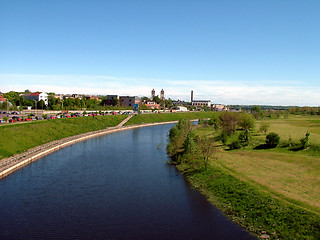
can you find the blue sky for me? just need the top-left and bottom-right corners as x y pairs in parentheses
(0, 0), (319, 106)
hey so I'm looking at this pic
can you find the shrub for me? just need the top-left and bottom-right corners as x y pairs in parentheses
(229, 139), (242, 150)
(219, 131), (229, 144)
(238, 130), (251, 145)
(208, 116), (221, 130)
(266, 132), (280, 147)
(300, 131), (310, 149)
(259, 122), (270, 135)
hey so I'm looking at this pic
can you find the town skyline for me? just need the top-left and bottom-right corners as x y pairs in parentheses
(1, 1), (319, 106)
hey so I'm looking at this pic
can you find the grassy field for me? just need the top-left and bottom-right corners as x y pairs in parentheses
(170, 114), (320, 239)
(0, 115), (126, 160)
(125, 111), (217, 125)
(196, 115), (320, 214)
(257, 115), (320, 145)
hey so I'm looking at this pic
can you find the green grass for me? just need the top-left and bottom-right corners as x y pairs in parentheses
(256, 115), (320, 145)
(192, 115), (320, 214)
(125, 111), (218, 125)
(179, 163), (320, 239)
(169, 114), (320, 239)
(0, 115), (126, 159)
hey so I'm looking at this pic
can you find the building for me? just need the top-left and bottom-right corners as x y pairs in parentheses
(105, 95), (119, 106)
(72, 94), (83, 99)
(160, 89), (165, 100)
(172, 100), (188, 106)
(151, 89), (155, 100)
(0, 95), (7, 102)
(85, 95), (100, 100)
(144, 101), (161, 110)
(176, 106), (188, 112)
(23, 92), (48, 105)
(213, 104), (229, 111)
(119, 96), (141, 107)
(190, 90), (211, 108)
(191, 100), (211, 108)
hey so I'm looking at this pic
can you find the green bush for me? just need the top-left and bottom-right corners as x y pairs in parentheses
(266, 132), (280, 147)
(229, 139), (242, 150)
(300, 131), (310, 149)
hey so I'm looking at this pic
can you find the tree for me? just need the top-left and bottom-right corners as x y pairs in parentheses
(252, 105), (263, 119)
(183, 131), (196, 154)
(75, 98), (81, 108)
(196, 135), (215, 170)
(112, 98), (120, 107)
(167, 119), (193, 163)
(259, 122), (270, 135)
(153, 96), (160, 104)
(266, 132), (280, 148)
(141, 96), (150, 102)
(208, 116), (221, 130)
(37, 99), (46, 110)
(165, 98), (173, 108)
(219, 112), (239, 136)
(239, 113), (255, 131)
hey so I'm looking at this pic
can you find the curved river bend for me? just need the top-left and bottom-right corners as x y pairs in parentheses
(0, 124), (256, 239)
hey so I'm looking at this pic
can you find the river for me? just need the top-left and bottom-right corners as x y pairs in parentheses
(0, 124), (256, 239)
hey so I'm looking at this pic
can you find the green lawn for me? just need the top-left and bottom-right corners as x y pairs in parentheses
(174, 115), (320, 239)
(192, 115), (320, 214)
(257, 115), (320, 145)
(125, 111), (218, 125)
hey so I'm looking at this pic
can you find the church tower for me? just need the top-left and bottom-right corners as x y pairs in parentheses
(151, 89), (155, 100)
(160, 89), (165, 100)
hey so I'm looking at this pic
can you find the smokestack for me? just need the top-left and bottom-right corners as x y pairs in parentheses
(191, 90), (193, 102)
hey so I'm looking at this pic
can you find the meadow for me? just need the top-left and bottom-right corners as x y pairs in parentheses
(125, 111), (216, 125)
(168, 114), (320, 239)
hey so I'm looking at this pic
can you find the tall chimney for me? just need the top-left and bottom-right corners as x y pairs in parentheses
(191, 90), (193, 102)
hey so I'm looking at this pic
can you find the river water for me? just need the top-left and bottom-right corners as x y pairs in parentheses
(0, 124), (256, 239)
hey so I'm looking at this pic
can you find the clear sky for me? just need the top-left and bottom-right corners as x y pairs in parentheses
(0, 0), (319, 106)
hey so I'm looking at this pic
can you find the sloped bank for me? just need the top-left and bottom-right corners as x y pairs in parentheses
(0, 119), (179, 180)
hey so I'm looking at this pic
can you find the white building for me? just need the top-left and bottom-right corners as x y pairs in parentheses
(176, 106), (188, 112)
(23, 92), (48, 105)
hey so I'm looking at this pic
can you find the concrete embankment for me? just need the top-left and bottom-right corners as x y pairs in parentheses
(0, 116), (179, 180)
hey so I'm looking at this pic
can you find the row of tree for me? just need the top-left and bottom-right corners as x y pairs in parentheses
(1, 91), (176, 111)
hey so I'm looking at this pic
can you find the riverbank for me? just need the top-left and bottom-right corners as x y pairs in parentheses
(0, 116), (179, 180)
(166, 118), (320, 239)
